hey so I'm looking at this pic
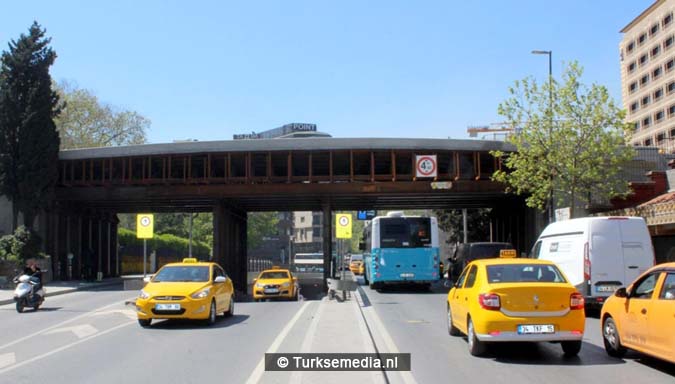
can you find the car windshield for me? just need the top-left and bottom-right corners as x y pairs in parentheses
(350, 255), (363, 261)
(259, 271), (289, 279)
(153, 266), (210, 282)
(486, 264), (567, 284)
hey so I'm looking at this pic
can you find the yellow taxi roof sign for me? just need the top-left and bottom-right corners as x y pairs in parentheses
(271, 265), (281, 269)
(499, 249), (517, 258)
(182, 258), (198, 263)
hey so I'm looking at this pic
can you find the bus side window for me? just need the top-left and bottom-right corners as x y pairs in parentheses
(530, 241), (542, 259)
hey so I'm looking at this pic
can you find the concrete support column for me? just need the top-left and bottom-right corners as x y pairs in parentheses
(322, 202), (332, 289)
(213, 201), (248, 294)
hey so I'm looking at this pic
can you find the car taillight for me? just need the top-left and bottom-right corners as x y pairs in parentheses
(478, 293), (501, 310)
(570, 292), (584, 310)
(583, 242), (591, 282)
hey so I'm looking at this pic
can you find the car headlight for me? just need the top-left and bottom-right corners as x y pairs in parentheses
(191, 288), (210, 299)
(139, 290), (150, 300)
(282, 282), (290, 288)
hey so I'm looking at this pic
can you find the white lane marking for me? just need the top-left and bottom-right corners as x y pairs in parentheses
(90, 309), (137, 320)
(356, 290), (418, 384)
(352, 298), (385, 384)
(0, 299), (132, 351)
(289, 298), (326, 383)
(245, 301), (312, 384)
(0, 353), (15, 369)
(45, 324), (99, 339)
(0, 321), (134, 375)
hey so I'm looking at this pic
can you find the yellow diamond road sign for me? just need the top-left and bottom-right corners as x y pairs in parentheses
(336, 214), (352, 239)
(137, 214), (154, 239)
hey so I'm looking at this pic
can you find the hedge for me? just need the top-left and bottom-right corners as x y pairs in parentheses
(118, 228), (211, 261)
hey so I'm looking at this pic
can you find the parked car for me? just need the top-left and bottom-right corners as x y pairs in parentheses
(600, 262), (675, 364)
(532, 216), (654, 310)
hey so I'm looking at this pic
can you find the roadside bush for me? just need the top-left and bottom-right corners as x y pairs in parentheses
(0, 226), (44, 265)
(118, 228), (211, 273)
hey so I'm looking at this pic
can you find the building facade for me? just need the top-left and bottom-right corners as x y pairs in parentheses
(620, 0), (675, 151)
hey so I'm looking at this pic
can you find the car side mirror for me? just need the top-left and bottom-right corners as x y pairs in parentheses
(614, 287), (627, 298)
(143, 276), (152, 283)
(214, 276), (227, 283)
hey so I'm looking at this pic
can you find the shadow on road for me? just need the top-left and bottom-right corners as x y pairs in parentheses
(146, 314), (250, 330)
(484, 341), (626, 366)
(632, 355), (675, 377)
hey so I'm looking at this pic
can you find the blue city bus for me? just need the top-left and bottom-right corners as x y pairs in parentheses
(362, 212), (440, 289)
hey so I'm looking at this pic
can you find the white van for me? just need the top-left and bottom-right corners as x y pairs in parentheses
(531, 216), (654, 308)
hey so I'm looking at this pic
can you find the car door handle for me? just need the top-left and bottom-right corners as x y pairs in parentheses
(628, 266), (639, 269)
(641, 308), (647, 315)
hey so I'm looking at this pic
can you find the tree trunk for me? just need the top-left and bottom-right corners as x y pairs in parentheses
(12, 203), (18, 231)
(23, 209), (35, 231)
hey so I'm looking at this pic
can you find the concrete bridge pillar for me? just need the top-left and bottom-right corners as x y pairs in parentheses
(322, 202), (332, 291)
(213, 201), (248, 294)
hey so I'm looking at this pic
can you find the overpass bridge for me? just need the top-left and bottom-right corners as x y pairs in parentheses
(44, 137), (539, 290)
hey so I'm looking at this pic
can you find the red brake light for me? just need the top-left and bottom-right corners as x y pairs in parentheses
(479, 293), (501, 310)
(570, 292), (585, 310)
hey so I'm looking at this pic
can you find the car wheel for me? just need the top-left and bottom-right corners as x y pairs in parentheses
(467, 317), (486, 356)
(447, 305), (460, 336)
(138, 319), (151, 327)
(224, 296), (234, 317)
(561, 340), (582, 357)
(206, 300), (217, 326)
(602, 317), (626, 357)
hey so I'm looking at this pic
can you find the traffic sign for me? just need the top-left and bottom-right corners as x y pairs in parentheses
(136, 214), (154, 239)
(357, 210), (377, 220)
(336, 213), (352, 239)
(415, 155), (437, 178)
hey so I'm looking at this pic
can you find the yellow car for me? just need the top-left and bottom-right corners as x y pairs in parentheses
(253, 267), (299, 301)
(447, 258), (585, 357)
(135, 258), (234, 327)
(350, 260), (363, 275)
(358, 262), (365, 275)
(600, 262), (675, 364)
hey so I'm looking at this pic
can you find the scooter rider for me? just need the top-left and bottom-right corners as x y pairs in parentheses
(23, 259), (43, 292)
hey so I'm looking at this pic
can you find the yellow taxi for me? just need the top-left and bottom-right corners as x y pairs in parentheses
(358, 262), (365, 276)
(447, 258), (585, 357)
(253, 267), (299, 301)
(350, 260), (363, 275)
(135, 258), (234, 327)
(600, 262), (675, 364)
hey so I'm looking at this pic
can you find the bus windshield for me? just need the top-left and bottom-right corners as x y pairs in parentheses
(380, 218), (431, 248)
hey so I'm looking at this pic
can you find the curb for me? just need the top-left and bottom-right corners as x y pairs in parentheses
(0, 280), (123, 306)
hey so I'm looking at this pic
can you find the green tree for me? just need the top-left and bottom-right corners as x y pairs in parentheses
(247, 212), (279, 250)
(54, 81), (149, 149)
(492, 62), (634, 218)
(433, 209), (491, 244)
(0, 22), (60, 229)
(0, 226), (43, 264)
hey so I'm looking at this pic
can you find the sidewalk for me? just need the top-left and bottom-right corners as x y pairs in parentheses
(0, 277), (125, 306)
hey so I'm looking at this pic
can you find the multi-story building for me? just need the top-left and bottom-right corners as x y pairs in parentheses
(620, 0), (675, 152)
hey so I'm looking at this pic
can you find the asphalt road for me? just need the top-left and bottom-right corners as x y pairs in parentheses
(355, 276), (675, 384)
(0, 279), (673, 384)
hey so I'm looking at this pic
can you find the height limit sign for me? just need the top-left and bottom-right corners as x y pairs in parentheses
(415, 155), (437, 178)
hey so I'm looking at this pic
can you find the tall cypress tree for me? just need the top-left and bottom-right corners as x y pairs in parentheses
(0, 22), (60, 229)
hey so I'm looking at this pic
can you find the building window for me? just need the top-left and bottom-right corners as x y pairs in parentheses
(657, 132), (665, 143)
(640, 74), (650, 86)
(645, 138), (652, 146)
(665, 13), (673, 28)
(653, 66), (663, 78)
(639, 33), (647, 45)
(668, 81), (675, 94)
(671, 128), (675, 138)
(666, 58), (675, 72)
(656, 110), (665, 123)
(642, 95), (651, 106)
(650, 23), (660, 36)
(631, 101), (639, 113)
(628, 40), (636, 53)
(666, 35), (674, 50)
(643, 116), (652, 127)
(651, 45), (661, 58)
(655, 88), (664, 100)
(628, 61), (637, 73)
(629, 81), (638, 93)
(669, 104), (675, 117)
(639, 54), (648, 66)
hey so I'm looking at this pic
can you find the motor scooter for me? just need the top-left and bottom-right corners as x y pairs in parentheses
(13, 272), (45, 313)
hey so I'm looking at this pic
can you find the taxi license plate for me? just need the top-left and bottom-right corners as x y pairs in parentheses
(596, 285), (619, 293)
(400, 273), (415, 278)
(264, 288), (279, 294)
(155, 303), (180, 311)
(518, 324), (554, 334)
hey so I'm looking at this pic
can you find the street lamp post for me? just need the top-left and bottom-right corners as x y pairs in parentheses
(532, 50), (554, 223)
